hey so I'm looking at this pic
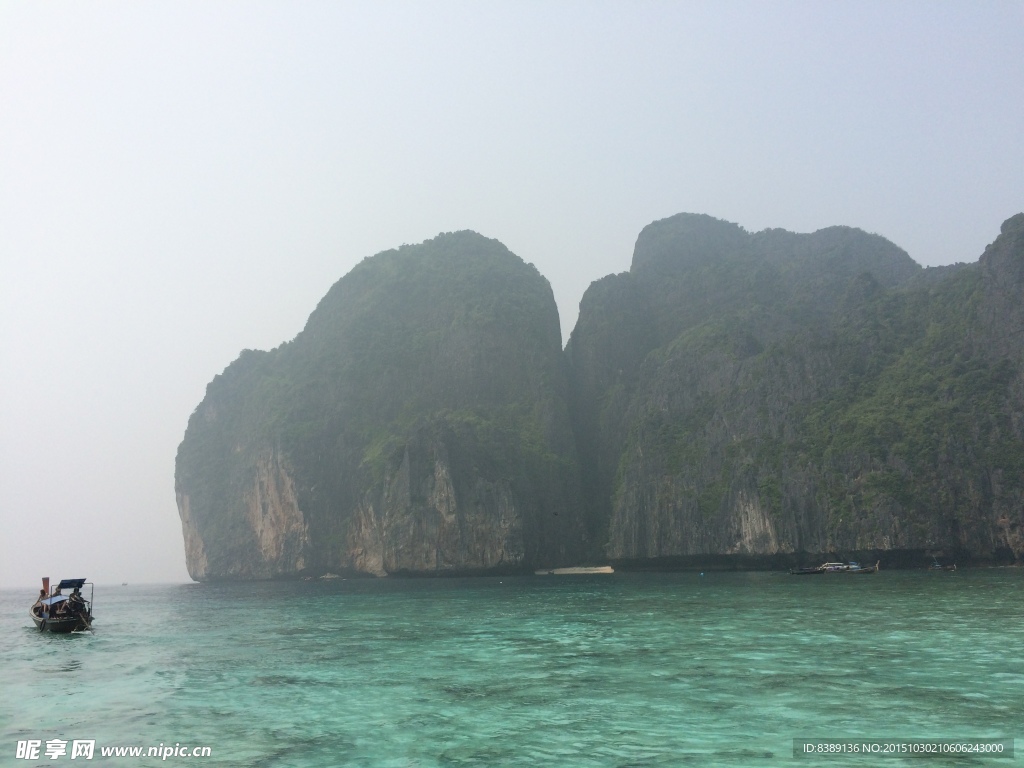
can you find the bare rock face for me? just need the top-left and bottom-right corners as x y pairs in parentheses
(176, 493), (209, 581)
(344, 432), (525, 575)
(244, 450), (309, 573)
(730, 492), (782, 555)
(176, 449), (308, 580)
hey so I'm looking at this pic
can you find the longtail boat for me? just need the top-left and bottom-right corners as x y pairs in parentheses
(30, 578), (94, 633)
(790, 561), (880, 575)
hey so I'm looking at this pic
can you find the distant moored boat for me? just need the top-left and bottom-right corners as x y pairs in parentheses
(534, 566), (614, 575)
(789, 561), (880, 575)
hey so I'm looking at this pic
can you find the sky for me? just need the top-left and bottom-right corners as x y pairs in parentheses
(1, 1), (1022, 588)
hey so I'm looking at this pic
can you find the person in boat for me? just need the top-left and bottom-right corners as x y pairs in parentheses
(33, 589), (48, 620)
(68, 590), (86, 615)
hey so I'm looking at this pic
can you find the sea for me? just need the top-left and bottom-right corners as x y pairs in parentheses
(2, 569), (1021, 767)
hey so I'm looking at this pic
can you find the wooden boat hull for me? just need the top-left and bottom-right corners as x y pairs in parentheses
(30, 611), (90, 633)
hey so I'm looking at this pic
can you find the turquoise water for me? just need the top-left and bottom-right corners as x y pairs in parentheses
(2, 570), (1021, 766)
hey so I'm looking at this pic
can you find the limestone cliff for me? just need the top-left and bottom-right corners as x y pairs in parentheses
(568, 213), (1024, 566)
(175, 231), (583, 580)
(176, 214), (1024, 579)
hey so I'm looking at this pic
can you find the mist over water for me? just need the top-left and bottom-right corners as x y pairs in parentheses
(3, 570), (1021, 767)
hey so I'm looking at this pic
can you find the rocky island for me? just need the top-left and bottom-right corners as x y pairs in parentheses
(176, 213), (1024, 580)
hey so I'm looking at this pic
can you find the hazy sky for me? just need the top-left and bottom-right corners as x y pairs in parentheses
(2, 2), (1022, 587)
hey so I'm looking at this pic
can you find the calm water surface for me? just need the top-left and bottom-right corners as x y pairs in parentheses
(2, 570), (1021, 766)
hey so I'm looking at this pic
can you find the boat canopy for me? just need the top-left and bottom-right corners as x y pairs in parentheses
(39, 595), (69, 606)
(57, 579), (87, 590)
